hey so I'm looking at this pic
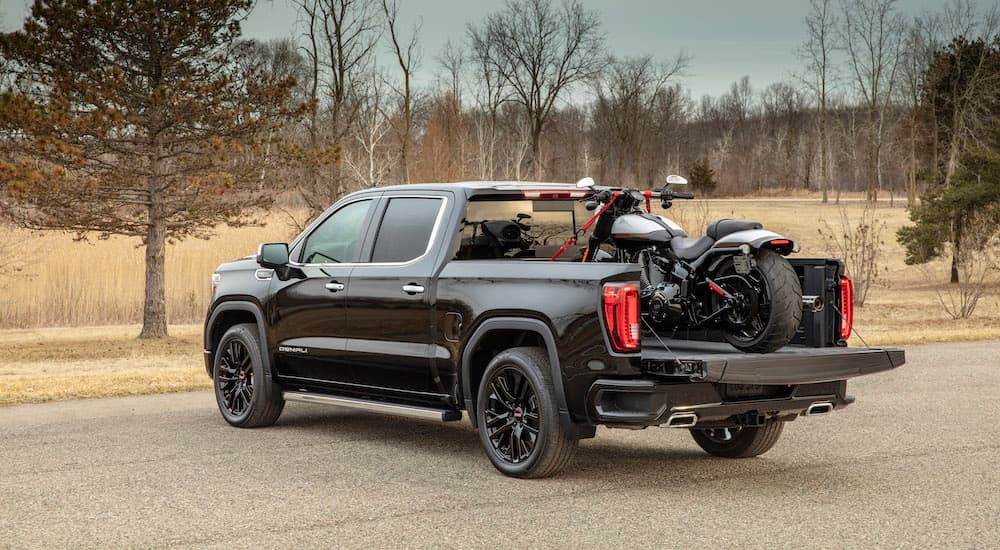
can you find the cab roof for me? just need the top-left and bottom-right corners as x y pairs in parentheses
(373, 181), (584, 198)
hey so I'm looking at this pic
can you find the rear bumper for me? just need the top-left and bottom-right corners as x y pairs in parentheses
(587, 378), (853, 428)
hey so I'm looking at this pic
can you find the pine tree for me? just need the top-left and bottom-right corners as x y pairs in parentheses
(897, 36), (1000, 283)
(898, 141), (1000, 275)
(687, 158), (718, 195)
(0, 1), (297, 337)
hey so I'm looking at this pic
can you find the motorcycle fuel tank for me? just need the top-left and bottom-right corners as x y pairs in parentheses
(611, 214), (686, 245)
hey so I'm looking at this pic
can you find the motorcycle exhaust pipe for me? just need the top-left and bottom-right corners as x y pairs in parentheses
(802, 295), (824, 313)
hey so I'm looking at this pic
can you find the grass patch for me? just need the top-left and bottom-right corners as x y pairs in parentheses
(0, 325), (210, 406)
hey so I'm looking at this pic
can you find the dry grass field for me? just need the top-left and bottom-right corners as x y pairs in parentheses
(0, 196), (997, 406)
(0, 325), (209, 406)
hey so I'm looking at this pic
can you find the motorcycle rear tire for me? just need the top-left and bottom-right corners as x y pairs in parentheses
(719, 249), (802, 353)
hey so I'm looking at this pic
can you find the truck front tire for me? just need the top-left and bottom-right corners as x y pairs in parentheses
(213, 323), (284, 428)
(690, 420), (784, 458)
(475, 347), (577, 478)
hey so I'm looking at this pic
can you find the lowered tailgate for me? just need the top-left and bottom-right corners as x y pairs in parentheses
(641, 338), (905, 384)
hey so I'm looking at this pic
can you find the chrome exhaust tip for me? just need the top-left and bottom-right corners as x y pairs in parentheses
(805, 401), (834, 416)
(802, 295), (825, 313)
(665, 412), (699, 428)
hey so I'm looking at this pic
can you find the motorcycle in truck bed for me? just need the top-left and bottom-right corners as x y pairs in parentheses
(204, 182), (905, 478)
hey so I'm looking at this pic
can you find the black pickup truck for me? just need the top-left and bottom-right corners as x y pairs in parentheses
(204, 182), (905, 478)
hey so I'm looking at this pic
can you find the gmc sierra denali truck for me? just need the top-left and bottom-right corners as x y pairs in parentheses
(204, 182), (905, 478)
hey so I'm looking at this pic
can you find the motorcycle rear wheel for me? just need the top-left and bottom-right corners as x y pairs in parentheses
(713, 249), (801, 353)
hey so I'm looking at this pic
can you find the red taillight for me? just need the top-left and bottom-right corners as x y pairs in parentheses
(603, 282), (641, 352)
(769, 239), (790, 246)
(840, 276), (854, 341)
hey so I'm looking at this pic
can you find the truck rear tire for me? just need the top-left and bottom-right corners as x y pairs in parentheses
(213, 323), (284, 428)
(475, 347), (577, 478)
(690, 420), (784, 458)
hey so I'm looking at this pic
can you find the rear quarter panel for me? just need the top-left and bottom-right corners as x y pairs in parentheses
(435, 260), (642, 420)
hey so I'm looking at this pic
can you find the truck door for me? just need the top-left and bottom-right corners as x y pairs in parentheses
(269, 197), (377, 386)
(341, 193), (451, 398)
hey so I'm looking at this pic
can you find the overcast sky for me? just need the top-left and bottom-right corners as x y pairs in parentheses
(1, 0), (994, 98)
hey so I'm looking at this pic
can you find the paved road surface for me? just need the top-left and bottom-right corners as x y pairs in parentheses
(2, 341), (998, 548)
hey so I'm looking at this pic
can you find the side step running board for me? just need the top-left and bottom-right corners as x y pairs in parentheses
(283, 391), (463, 422)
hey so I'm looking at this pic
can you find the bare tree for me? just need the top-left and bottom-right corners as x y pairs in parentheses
(931, 215), (999, 319)
(470, 0), (605, 179)
(437, 39), (464, 102)
(467, 24), (511, 180)
(799, 0), (839, 202)
(381, 0), (420, 184)
(897, 16), (938, 208)
(818, 201), (888, 306)
(760, 82), (810, 190)
(592, 53), (690, 186)
(344, 69), (396, 187)
(293, 0), (381, 216)
(433, 40), (469, 180)
(840, 0), (905, 202)
(720, 76), (757, 191)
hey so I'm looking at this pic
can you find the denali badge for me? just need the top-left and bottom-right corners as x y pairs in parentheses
(278, 346), (309, 354)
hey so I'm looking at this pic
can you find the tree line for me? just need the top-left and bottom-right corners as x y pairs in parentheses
(0, 0), (998, 337)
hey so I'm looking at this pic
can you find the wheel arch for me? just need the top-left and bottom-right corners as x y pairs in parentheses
(461, 317), (569, 431)
(205, 300), (272, 378)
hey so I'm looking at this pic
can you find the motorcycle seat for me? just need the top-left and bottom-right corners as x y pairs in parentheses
(670, 236), (715, 261)
(706, 219), (763, 240)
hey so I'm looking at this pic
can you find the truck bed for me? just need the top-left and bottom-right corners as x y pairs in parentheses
(641, 337), (905, 385)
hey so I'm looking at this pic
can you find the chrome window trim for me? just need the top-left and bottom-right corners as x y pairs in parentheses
(288, 195), (449, 269)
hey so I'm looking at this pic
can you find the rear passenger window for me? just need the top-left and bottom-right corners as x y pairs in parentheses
(370, 197), (443, 263)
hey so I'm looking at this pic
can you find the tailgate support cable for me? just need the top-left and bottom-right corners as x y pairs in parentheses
(641, 317), (682, 365)
(830, 302), (873, 349)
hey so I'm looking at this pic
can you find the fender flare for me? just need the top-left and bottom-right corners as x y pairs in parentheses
(461, 317), (573, 432)
(205, 300), (273, 378)
(712, 229), (797, 253)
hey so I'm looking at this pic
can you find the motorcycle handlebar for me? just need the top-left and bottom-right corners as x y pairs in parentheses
(586, 186), (695, 202)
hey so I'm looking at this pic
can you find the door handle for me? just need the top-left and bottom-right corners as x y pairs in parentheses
(325, 281), (346, 292)
(402, 284), (425, 295)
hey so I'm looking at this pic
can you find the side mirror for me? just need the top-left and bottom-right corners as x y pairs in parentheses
(256, 242), (289, 269)
(575, 176), (596, 188)
(666, 174), (688, 186)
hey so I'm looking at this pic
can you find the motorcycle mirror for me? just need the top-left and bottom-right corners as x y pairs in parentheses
(575, 176), (596, 188)
(516, 213), (532, 220)
(665, 174), (688, 186)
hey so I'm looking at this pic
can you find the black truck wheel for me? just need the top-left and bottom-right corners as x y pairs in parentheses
(690, 420), (784, 458)
(476, 347), (577, 478)
(213, 323), (284, 428)
(714, 248), (802, 353)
